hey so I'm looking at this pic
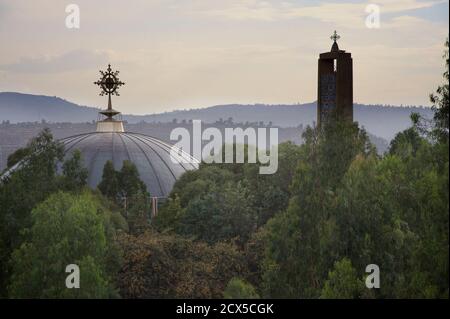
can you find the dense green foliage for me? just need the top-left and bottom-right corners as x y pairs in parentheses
(98, 160), (120, 201)
(8, 191), (123, 298)
(320, 258), (365, 299)
(98, 160), (150, 235)
(6, 147), (31, 169)
(0, 129), (64, 297)
(223, 278), (260, 299)
(117, 230), (245, 298)
(61, 150), (89, 192)
(154, 142), (302, 245)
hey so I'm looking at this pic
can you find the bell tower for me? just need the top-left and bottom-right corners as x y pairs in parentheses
(317, 31), (353, 126)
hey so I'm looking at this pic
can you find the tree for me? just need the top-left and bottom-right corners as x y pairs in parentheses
(223, 278), (260, 299)
(6, 147), (31, 169)
(178, 182), (256, 244)
(170, 165), (235, 207)
(98, 160), (120, 202)
(118, 160), (147, 202)
(320, 258), (364, 299)
(156, 165), (247, 242)
(430, 38), (449, 142)
(61, 149), (88, 192)
(261, 121), (374, 298)
(242, 142), (302, 227)
(98, 160), (149, 211)
(389, 126), (424, 158)
(117, 230), (245, 298)
(153, 195), (183, 232)
(300, 119), (375, 190)
(157, 142), (302, 243)
(8, 191), (122, 298)
(98, 160), (149, 231)
(0, 129), (64, 297)
(127, 191), (150, 235)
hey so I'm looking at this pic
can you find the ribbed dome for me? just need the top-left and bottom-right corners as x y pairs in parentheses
(59, 132), (199, 198)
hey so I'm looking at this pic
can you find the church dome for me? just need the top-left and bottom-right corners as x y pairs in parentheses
(1, 65), (198, 198)
(59, 132), (198, 198)
(61, 64), (200, 198)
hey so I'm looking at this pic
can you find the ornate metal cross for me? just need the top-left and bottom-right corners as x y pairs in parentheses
(94, 64), (125, 119)
(330, 30), (340, 43)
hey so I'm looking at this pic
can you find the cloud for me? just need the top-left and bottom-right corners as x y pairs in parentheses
(376, 0), (446, 13)
(0, 49), (110, 73)
(183, 0), (445, 27)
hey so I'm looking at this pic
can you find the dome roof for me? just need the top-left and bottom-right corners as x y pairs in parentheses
(1, 66), (199, 198)
(59, 132), (199, 198)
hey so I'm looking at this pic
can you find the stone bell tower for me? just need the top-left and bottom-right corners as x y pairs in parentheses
(317, 31), (353, 126)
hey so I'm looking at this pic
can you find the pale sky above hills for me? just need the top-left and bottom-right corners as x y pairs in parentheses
(0, 0), (448, 114)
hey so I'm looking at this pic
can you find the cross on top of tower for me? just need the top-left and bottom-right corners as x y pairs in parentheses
(330, 30), (340, 43)
(330, 30), (340, 52)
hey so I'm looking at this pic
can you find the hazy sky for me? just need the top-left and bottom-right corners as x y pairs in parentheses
(0, 0), (448, 114)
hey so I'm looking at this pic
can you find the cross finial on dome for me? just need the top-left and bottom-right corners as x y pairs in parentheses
(94, 64), (126, 132)
(94, 64), (125, 121)
(94, 64), (125, 99)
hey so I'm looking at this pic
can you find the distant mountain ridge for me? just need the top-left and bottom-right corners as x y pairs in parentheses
(0, 92), (100, 123)
(0, 92), (433, 140)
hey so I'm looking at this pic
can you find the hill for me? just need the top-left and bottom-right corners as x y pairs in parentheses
(0, 92), (433, 141)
